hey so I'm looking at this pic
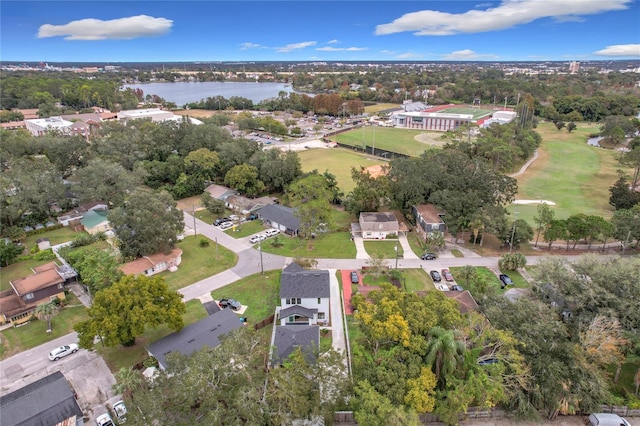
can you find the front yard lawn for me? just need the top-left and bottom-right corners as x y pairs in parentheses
(0, 294), (88, 360)
(97, 299), (208, 372)
(24, 227), (83, 249)
(1, 258), (56, 292)
(210, 271), (281, 324)
(159, 235), (237, 292)
(260, 232), (356, 258)
(402, 269), (436, 292)
(363, 240), (403, 259)
(224, 220), (264, 238)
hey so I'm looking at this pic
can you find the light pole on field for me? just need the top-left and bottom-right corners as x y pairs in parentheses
(509, 211), (519, 253)
(394, 239), (399, 269)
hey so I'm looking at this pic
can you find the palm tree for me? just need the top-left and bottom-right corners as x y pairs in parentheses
(34, 301), (60, 332)
(458, 265), (477, 288)
(424, 326), (465, 388)
(113, 367), (145, 399)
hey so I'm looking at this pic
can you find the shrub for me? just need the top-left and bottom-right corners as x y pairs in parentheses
(199, 238), (210, 247)
(499, 253), (527, 271)
(33, 249), (56, 262)
(71, 233), (97, 248)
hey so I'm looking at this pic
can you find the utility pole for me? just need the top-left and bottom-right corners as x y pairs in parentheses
(193, 205), (197, 236)
(509, 212), (519, 253)
(622, 230), (631, 255)
(259, 241), (264, 275)
(394, 239), (399, 269)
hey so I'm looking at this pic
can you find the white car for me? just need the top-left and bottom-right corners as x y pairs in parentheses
(96, 413), (115, 426)
(219, 221), (233, 230)
(257, 234), (267, 241)
(112, 400), (128, 423)
(264, 228), (280, 237)
(48, 343), (79, 361)
(249, 235), (261, 244)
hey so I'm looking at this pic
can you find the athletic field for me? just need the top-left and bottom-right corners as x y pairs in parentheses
(433, 105), (495, 120)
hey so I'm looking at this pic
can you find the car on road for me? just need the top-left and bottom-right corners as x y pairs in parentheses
(219, 298), (242, 311)
(441, 268), (454, 282)
(249, 235), (262, 244)
(112, 400), (127, 423)
(450, 285), (464, 291)
(430, 270), (442, 282)
(421, 253), (437, 260)
(48, 343), (79, 361)
(96, 413), (115, 426)
(499, 274), (514, 288)
(350, 271), (359, 284)
(219, 221), (233, 230)
(586, 413), (631, 426)
(264, 228), (280, 237)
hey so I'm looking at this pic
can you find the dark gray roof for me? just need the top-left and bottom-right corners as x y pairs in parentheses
(0, 371), (83, 426)
(148, 308), (243, 368)
(258, 204), (300, 231)
(280, 267), (330, 299)
(272, 325), (319, 365)
(279, 305), (318, 319)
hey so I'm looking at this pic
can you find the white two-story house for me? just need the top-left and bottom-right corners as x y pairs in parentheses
(278, 263), (330, 326)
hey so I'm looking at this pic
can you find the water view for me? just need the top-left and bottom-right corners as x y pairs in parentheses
(122, 81), (296, 106)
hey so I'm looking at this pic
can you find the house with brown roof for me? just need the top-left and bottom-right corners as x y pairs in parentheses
(413, 204), (446, 236)
(0, 262), (74, 325)
(444, 290), (480, 314)
(119, 248), (183, 277)
(358, 212), (401, 239)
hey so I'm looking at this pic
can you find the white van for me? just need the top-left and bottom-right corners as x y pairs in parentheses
(587, 413), (631, 426)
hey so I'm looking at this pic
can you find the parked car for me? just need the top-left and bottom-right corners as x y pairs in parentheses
(499, 274), (514, 288)
(441, 268), (454, 282)
(450, 285), (464, 291)
(421, 253), (437, 260)
(112, 400), (127, 424)
(350, 271), (359, 284)
(48, 343), (79, 361)
(249, 235), (261, 244)
(219, 298), (242, 311)
(264, 228), (280, 237)
(219, 221), (233, 230)
(96, 413), (115, 426)
(213, 218), (229, 226)
(586, 413), (631, 426)
(430, 270), (442, 282)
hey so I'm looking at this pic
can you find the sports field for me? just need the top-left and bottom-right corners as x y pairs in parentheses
(297, 147), (386, 193)
(331, 127), (444, 157)
(435, 105), (494, 120)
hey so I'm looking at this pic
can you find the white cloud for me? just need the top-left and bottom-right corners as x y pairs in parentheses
(37, 15), (172, 40)
(275, 41), (317, 53)
(441, 49), (499, 60)
(380, 49), (396, 55)
(316, 46), (367, 52)
(327, 39), (339, 44)
(396, 52), (422, 59)
(239, 42), (262, 50)
(594, 44), (640, 57)
(375, 0), (631, 36)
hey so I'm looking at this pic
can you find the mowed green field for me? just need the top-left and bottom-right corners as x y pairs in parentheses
(297, 148), (385, 193)
(508, 121), (631, 224)
(332, 127), (438, 156)
(437, 106), (494, 120)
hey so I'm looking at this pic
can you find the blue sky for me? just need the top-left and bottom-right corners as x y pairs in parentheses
(2, 1), (639, 62)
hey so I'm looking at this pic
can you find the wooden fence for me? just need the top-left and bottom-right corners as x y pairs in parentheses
(253, 314), (275, 330)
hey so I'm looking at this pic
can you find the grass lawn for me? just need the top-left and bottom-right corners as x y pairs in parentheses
(261, 232), (356, 259)
(364, 103), (401, 114)
(24, 227), (84, 249)
(1, 258), (57, 292)
(345, 315), (363, 347)
(438, 106), (494, 120)
(332, 127), (435, 157)
(0, 294), (88, 360)
(407, 231), (430, 258)
(498, 269), (529, 289)
(511, 121), (632, 224)
(363, 240), (403, 259)
(297, 148), (385, 193)
(210, 271), (281, 324)
(158, 235), (237, 292)
(224, 220), (264, 238)
(97, 299), (208, 372)
(402, 269), (436, 292)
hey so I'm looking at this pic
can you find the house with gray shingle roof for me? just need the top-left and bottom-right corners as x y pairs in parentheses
(278, 263), (330, 326)
(258, 204), (300, 236)
(270, 324), (320, 367)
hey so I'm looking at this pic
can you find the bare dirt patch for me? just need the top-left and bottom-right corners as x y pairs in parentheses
(414, 132), (447, 146)
(174, 109), (218, 119)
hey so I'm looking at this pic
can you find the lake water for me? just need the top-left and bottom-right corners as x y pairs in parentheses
(122, 81), (296, 106)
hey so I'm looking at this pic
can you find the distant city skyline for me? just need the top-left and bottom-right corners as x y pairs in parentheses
(2, 1), (639, 62)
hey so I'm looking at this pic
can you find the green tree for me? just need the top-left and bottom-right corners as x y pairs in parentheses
(353, 381), (421, 426)
(288, 174), (333, 238)
(345, 166), (390, 216)
(566, 122), (577, 132)
(499, 253), (527, 271)
(200, 193), (226, 216)
(544, 219), (568, 250)
(0, 239), (23, 266)
(610, 172), (640, 210)
(224, 164), (265, 197)
(73, 158), (142, 207)
(566, 213), (590, 249)
(424, 326), (465, 388)
(184, 148), (219, 182)
(109, 188), (184, 259)
(533, 202), (555, 247)
(64, 248), (123, 295)
(75, 274), (185, 348)
(113, 366), (145, 400)
(34, 300), (60, 332)
(404, 367), (437, 413)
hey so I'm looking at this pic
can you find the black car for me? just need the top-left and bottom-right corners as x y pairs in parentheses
(478, 358), (499, 366)
(421, 253), (437, 260)
(213, 218), (230, 226)
(429, 270), (441, 282)
(450, 285), (464, 291)
(499, 274), (514, 288)
(350, 271), (359, 284)
(219, 298), (241, 310)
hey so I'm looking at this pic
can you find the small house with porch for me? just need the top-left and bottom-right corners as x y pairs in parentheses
(258, 204), (300, 236)
(119, 248), (183, 277)
(359, 212), (400, 240)
(413, 204), (446, 236)
(278, 263), (330, 326)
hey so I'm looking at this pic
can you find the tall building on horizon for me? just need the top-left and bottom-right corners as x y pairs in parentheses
(569, 61), (580, 74)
